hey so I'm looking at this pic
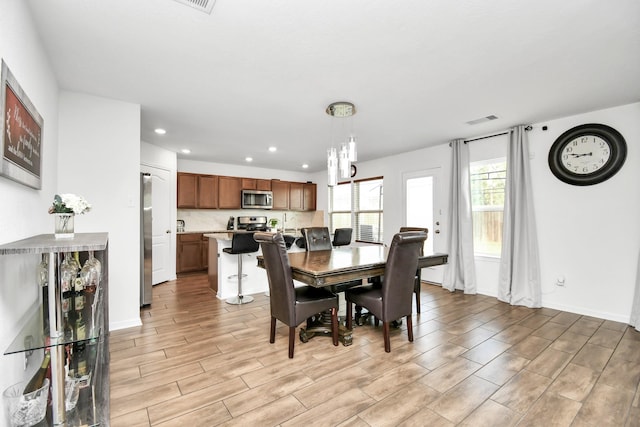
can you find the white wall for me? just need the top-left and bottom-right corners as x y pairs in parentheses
(529, 103), (640, 322)
(315, 102), (640, 323)
(178, 158), (315, 182)
(58, 92), (142, 331)
(0, 0), (61, 419)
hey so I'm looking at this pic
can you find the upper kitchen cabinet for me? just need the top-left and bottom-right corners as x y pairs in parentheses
(177, 172), (219, 208)
(271, 180), (289, 210)
(198, 175), (219, 208)
(303, 182), (317, 211)
(289, 182), (304, 211)
(177, 172), (198, 208)
(241, 178), (271, 190)
(218, 176), (243, 209)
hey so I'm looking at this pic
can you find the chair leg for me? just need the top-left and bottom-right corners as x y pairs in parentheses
(406, 315), (413, 342)
(374, 317), (380, 327)
(331, 307), (338, 346)
(383, 322), (391, 353)
(414, 278), (421, 314)
(270, 317), (276, 343)
(288, 326), (295, 358)
(346, 301), (353, 329)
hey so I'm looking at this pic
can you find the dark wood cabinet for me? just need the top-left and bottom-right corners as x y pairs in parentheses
(177, 173), (198, 208)
(218, 176), (243, 209)
(198, 175), (219, 208)
(271, 180), (290, 210)
(178, 174), (314, 210)
(177, 233), (208, 273)
(289, 182), (304, 211)
(303, 183), (317, 211)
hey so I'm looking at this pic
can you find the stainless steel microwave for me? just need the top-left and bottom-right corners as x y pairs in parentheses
(241, 189), (273, 209)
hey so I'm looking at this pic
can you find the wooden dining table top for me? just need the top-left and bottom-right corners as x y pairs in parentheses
(257, 245), (448, 288)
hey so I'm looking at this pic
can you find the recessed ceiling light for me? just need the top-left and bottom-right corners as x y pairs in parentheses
(154, 128), (167, 135)
(302, 164), (309, 169)
(245, 157), (253, 162)
(181, 149), (191, 154)
(268, 146), (277, 153)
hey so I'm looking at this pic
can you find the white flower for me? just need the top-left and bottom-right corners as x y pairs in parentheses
(49, 193), (91, 215)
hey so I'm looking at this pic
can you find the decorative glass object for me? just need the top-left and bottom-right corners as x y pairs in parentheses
(54, 213), (74, 239)
(2, 378), (49, 427)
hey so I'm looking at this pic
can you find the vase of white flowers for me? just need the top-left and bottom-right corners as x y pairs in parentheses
(49, 194), (91, 239)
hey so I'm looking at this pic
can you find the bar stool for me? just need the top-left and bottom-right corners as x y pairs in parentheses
(224, 232), (259, 304)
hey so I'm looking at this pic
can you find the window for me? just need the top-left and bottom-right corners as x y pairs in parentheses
(354, 177), (384, 244)
(470, 159), (506, 257)
(328, 182), (351, 233)
(328, 176), (384, 244)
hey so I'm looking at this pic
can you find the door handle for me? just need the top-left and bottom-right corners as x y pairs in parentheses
(166, 230), (171, 234)
(435, 230), (440, 234)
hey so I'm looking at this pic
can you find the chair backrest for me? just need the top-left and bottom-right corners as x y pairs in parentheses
(399, 226), (429, 255)
(332, 228), (353, 247)
(229, 232), (259, 254)
(382, 231), (428, 319)
(254, 232), (296, 324)
(301, 227), (333, 251)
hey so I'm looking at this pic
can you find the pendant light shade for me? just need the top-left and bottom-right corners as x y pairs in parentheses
(326, 101), (358, 185)
(327, 147), (338, 186)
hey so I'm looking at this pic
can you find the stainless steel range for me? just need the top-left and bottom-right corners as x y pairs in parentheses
(236, 216), (268, 231)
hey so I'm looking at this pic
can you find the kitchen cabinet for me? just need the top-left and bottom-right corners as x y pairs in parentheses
(243, 178), (271, 191)
(177, 233), (208, 273)
(218, 176), (243, 209)
(198, 175), (219, 208)
(271, 180), (290, 210)
(303, 182), (317, 211)
(0, 233), (110, 426)
(177, 172), (218, 208)
(177, 172), (198, 208)
(289, 182), (304, 211)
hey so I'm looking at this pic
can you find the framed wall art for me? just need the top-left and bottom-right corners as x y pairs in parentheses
(1, 59), (43, 189)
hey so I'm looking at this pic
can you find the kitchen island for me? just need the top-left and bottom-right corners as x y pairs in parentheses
(204, 230), (305, 299)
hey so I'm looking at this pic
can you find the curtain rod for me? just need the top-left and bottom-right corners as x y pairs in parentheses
(461, 125), (532, 144)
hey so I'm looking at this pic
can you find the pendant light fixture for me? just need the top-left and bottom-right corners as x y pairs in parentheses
(326, 101), (357, 186)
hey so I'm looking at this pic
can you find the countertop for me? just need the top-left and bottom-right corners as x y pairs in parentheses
(180, 228), (303, 236)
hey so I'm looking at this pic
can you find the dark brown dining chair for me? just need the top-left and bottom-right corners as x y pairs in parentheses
(332, 228), (353, 247)
(254, 232), (339, 358)
(400, 226), (429, 313)
(301, 227), (333, 251)
(345, 231), (427, 352)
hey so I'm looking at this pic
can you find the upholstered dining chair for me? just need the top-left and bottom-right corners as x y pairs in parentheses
(332, 228), (353, 247)
(254, 232), (339, 358)
(345, 231), (427, 352)
(301, 227), (333, 251)
(399, 226), (429, 314)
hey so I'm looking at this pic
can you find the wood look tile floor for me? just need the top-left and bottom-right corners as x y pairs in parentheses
(110, 274), (640, 426)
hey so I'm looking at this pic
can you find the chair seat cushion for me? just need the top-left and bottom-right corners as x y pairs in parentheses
(294, 286), (338, 321)
(346, 286), (383, 319)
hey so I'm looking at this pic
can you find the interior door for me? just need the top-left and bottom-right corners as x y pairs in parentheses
(403, 168), (445, 284)
(141, 165), (172, 284)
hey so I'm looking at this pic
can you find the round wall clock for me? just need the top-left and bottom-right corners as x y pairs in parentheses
(548, 123), (627, 186)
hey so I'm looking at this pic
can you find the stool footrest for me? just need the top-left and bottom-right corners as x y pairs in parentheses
(226, 295), (254, 305)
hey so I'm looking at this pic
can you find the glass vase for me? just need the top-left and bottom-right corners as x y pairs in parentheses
(54, 213), (74, 239)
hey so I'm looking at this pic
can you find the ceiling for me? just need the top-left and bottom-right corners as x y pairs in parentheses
(26, 0), (640, 173)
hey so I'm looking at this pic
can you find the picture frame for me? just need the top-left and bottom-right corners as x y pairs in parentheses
(1, 59), (43, 189)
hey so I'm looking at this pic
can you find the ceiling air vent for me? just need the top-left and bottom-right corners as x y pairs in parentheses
(466, 115), (499, 125)
(173, 0), (216, 14)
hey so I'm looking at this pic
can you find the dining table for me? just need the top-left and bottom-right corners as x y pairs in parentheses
(257, 245), (448, 345)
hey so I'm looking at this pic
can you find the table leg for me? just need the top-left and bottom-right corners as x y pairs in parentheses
(300, 311), (353, 346)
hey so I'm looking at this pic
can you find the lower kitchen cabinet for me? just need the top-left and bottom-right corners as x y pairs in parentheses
(177, 233), (209, 273)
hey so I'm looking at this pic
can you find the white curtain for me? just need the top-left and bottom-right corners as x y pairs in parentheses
(442, 139), (477, 294)
(630, 250), (640, 331)
(498, 126), (541, 307)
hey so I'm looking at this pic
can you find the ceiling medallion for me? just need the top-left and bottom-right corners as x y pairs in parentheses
(326, 101), (356, 118)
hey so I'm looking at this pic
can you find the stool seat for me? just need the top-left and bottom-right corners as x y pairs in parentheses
(224, 233), (259, 304)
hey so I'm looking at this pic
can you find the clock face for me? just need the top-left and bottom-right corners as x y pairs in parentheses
(548, 123), (627, 186)
(560, 134), (611, 175)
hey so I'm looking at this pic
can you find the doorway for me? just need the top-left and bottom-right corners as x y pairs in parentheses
(403, 168), (445, 283)
(140, 164), (174, 285)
